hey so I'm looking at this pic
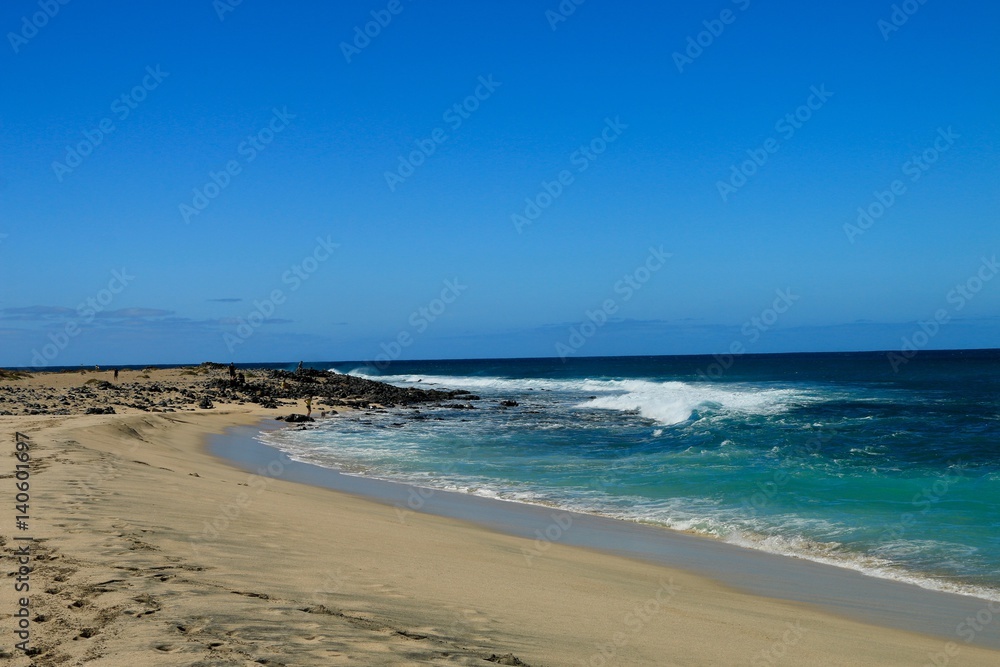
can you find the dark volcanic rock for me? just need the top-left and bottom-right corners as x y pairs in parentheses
(499, 400), (518, 407)
(276, 413), (314, 423)
(208, 369), (475, 408)
(85, 406), (116, 415)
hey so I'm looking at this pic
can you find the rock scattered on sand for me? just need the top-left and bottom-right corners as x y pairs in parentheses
(487, 654), (529, 666)
(0, 364), (477, 416)
(275, 414), (314, 423)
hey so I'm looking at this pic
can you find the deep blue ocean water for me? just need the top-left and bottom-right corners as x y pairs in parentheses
(258, 350), (1000, 601)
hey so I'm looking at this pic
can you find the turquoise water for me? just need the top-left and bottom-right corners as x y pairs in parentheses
(258, 351), (1000, 601)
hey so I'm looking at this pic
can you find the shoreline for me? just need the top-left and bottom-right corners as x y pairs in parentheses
(212, 419), (1000, 651)
(3, 368), (1000, 664)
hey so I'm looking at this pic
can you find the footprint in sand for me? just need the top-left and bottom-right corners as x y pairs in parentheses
(154, 643), (180, 653)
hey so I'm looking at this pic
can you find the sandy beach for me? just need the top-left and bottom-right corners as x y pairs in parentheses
(3, 368), (999, 665)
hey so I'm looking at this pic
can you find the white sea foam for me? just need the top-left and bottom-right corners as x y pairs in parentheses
(345, 370), (815, 426)
(575, 379), (814, 426)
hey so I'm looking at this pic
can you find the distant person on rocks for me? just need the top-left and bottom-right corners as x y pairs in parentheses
(228, 362), (236, 380)
(113, 369), (119, 382)
(237, 372), (245, 386)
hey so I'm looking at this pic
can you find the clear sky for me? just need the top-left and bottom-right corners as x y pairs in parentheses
(1, 0), (998, 367)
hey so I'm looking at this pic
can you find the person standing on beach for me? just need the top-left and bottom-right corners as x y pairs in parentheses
(228, 362), (236, 381)
(305, 396), (312, 418)
(113, 368), (119, 382)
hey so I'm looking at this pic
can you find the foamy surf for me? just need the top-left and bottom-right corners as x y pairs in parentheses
(343, 369), (816, 426)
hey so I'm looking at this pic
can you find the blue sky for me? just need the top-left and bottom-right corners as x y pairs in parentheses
(1, 0), (998, 367)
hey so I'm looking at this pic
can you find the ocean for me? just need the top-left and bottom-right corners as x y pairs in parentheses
(257, 350), (1000, 602)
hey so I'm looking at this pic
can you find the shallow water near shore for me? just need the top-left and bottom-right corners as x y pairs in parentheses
(253, 351), (1000, 606)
